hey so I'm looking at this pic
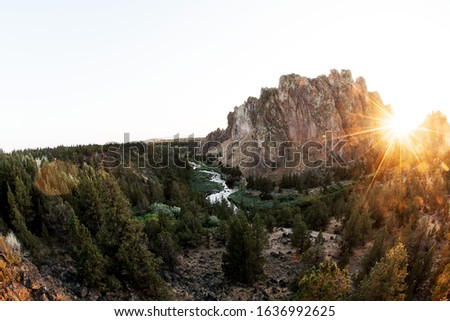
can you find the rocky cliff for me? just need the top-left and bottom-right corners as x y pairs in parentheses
(206, 70), (392, 177)
(0, 234), (73, 301)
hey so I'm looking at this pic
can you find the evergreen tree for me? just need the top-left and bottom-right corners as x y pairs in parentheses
(68, 208), (107, 287)
(222, 214), (267, 285)
(358, 243), (408, 300)
(155, 231), (179, 272)
(357, 226), (390, 283)
(432, 262), (450, 300)
(280, 173), (290, 189)
(343, 197), (372, 249)
(294, 259), (351, 300)
(12, 176), (34, 223)
(401, 220), (435, 299)
(367, 188), (387, 227)
(304, 199), (329, 231)
(251, 214), (268, 275)
(116, 221), (168, 299)
(258, 177), (274, 200)
(316, 231), (325, 245)
(93, 171), (168, 298)
(6, 185), (40, 258)
(145, 213), (179, 272)
(214, 219), (229, 245)
(290, 214), (311, 253)
(332, 195), (346, 220)
(74, 171), (106, 235)
(246, 176), (255, 189)
(148, 179), (165, 203)
(170, 181), (183, 204)
(176, 210), (204, 248)
(301, 243), (325, 270)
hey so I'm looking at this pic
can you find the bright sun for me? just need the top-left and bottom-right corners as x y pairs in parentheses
(384, 114), (417, 140)
(365, 111), (423, 194)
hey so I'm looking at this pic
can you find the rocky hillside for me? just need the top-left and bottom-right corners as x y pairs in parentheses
(206, 70), (392, 177)
(0, 233), (72, 301)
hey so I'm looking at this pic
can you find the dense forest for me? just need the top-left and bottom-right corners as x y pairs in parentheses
(0, 142), (222, 299)
(1, 130), (449, 300)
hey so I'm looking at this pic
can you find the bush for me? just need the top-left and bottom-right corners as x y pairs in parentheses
(0, 232), (22, 264)
(5, 232), (21, 256)
(304, 199), (329, 231)
(150, 203), (181, 216)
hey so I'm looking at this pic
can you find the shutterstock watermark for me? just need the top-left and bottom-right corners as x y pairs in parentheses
(101, 132), (349, 169)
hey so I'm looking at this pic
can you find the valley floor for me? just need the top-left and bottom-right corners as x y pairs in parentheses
(167, 226), (341, 301)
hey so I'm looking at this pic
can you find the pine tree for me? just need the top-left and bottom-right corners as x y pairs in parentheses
(291, 214), (311, 253)
(155, 231), (179, 272)
(294, 259), (351, 300)
(214, 219), (229, 245)
(145, 211), (179, 273)
(176, 210), (204, 248)
(93, 171), (168, 298)
(222, 214), (267, 285)
(170, 181), (182, 204)
(6, 185), (40, 258)
(280, 174), (289, 189)
(358, 243), (408, 300)
(116, 221), (168, 299)
(250, 214), (268, 276)
(13, 176), (33, 223)
(343, 197), (373, 249)
(148, 179), (165, 203)
(74, 171), (106, 235)
(332, 195), (346, 220)
(247, 176), (255, 189)
(357, 226), (390, 283)
(301, 243), (325, 270)
(304, 199), (329, 231)
(402, 220), (435, 299)
(68, 208), (107, 287)
(432, 262), (450, 300)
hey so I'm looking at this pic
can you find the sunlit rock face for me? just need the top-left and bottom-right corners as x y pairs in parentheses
(0, 235), (72, 301)
(206, 70), (391, 177)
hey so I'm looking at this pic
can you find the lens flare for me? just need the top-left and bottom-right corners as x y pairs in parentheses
(383, 114), (417, 141)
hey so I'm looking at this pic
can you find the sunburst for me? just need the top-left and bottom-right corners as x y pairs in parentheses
(331, 98), (424, 197)
(361, 111), (420, 195)
(382, 113), (417, 142)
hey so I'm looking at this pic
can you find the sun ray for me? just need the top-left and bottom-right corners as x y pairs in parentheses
(415, 125), (445, 136)
(332, 126), (388, 140)
(365, 135), (396, 196)
(364, 137), (385, 155)
(351, 83), (394, 119)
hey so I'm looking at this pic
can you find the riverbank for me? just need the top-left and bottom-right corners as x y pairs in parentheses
(189, 161), (237, 207)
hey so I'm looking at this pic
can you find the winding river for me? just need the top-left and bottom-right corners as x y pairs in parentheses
(190, 162), (237, 209)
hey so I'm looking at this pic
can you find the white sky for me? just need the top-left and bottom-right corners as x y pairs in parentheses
(1, 0), (449, 152)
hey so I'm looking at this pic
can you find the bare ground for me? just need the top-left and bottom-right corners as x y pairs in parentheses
(168, 224), (342, 301)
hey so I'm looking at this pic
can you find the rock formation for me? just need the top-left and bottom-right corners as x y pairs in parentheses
(205, 70), (392, 177)
(0, 234), (73, 301)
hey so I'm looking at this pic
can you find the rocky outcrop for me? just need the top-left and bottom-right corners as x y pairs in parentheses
(0, 234), (73, 301)
(419, 111), (450, 156)
(205, 70), (391, 176)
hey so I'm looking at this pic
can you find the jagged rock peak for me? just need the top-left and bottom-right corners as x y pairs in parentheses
(204, 69), (391, 176)
(206, 69), (388, 143)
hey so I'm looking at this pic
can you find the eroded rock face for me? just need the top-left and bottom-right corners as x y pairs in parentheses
(205, 70), (391, 176)
(0, 236), (73, 301)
